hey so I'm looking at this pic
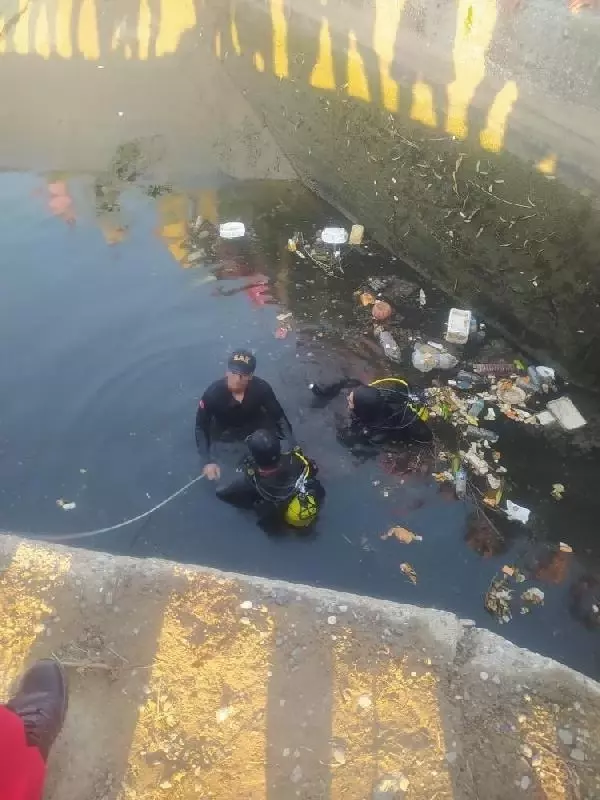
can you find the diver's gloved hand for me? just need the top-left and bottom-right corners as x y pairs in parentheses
(202, 463), (221, 481)
(310, 378), (362, 400)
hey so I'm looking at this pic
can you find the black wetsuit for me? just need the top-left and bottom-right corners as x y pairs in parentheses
(195, 377), (293, 461)
(313, 378), (432, 455)
(217, 450), (324, 529)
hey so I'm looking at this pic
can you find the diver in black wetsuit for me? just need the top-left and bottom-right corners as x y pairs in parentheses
(217, 429), (324, 530)
(311, 376), (432, 455)
(195, 350), (293, 480)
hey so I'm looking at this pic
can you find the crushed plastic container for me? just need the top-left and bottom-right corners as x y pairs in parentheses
(546, 397), (586, 431)
(412, 343), (458, 372)
(445, 308), (472, 344)
(219, 221), (245, 239)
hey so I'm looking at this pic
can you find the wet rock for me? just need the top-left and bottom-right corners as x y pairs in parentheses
(332, 746), (346, 765)
(520, 776), (531, 790)
(521, 744), (533, 759)
(570, 748), (585, 761)
(446, 751), (457, 764)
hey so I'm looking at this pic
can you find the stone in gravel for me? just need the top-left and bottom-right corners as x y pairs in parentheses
(520, 776), (531, 790)
(372, 774), (409, 798)
(339, 605), (348, 612)
(291, 765), (303, 783)
(558, 729), (573, 745)
(521, 744), (533, 759)
(332, 747), (346, 765)
(480, 672), (489, 681)
(570, 749), (585, 762)
(240, 600), (253, 609)
(328, 616), (337, 625)
(358, 694), (372, 710)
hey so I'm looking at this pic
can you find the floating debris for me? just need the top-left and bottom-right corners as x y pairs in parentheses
(551, 483), (565, 501)
(349, 224), (364, 245)
(56, 499), (76, 511)
(505, 500), (531, 525)
(219, 221), (245, 240)
(445, 308), (472, 345)
(521, 587), (545, 606)
(546, 396), (586, 431)
(321, 227), (348, 245)
(382, 526), (422, 544)
(399, 563), (418, 584)
(485, 576), (512, 623)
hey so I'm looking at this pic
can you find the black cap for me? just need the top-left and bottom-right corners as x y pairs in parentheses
(247, 429), (281, 468)
(227, 349), (256, 376)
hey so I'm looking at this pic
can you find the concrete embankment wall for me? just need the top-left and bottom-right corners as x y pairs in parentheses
(203, 0), (600, 386)
(1, 534), (599, 799)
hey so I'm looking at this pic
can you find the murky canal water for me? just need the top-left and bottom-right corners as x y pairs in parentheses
(1, 167), (600, 678)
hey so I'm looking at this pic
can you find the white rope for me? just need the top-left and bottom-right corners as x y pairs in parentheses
(4, 474), (205, 543)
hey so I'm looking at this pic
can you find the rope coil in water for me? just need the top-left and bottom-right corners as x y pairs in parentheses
(2, 474), (205, 543)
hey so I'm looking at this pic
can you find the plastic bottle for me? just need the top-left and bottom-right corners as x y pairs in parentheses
(454, 468), (467, 499)
(472, 362), (514, 376)
(465, 425), (500, 444)
(412, 343), (458, 372)
(375, 328), (402, 363)
(468, 399), (485, 418)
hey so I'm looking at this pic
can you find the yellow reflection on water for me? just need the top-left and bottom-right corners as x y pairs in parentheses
(271, 0), (289, 78)
(447, 0), (497, 139)
(480, 80), (518, 152)
(347, 30), (370, 101)
(411, 79), (437, 128)
(373, 0), (406, 113)
(310, 17), (336, 90)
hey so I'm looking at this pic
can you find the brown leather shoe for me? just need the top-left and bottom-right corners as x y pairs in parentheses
(6, 659), (68, 761)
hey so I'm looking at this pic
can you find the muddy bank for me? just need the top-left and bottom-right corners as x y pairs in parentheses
(1, 534), (599, 799)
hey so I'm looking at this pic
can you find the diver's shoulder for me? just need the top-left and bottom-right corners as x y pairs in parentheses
(203, 377), (228, 399)
(251, 376), (273, 392)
